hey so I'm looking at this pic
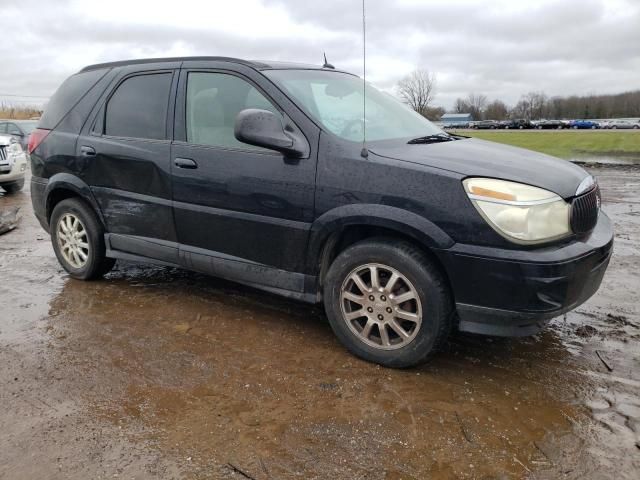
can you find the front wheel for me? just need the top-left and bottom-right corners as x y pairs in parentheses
(323, 238), (452, 368)
(50, 198), (116, 280)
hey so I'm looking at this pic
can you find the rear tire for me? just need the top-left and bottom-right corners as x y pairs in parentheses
(50, 198), (115, 280)
(1, 179), (24, 194)
(323, 238), (452, 368)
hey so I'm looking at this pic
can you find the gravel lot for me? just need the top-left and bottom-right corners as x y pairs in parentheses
(1, 165), (638, 479)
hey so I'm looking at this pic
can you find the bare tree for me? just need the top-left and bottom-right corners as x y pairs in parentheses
(466, 93), (488, 120)
(453, 97), (470, 114)
(397, 69), (437, 115)
(484, 100), (509, 120)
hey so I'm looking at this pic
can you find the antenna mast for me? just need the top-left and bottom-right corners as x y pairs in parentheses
(361, 0), (368, 158)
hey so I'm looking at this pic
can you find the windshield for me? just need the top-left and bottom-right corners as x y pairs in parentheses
(17, 121), (38, 134)
(264, 69), (443, 142)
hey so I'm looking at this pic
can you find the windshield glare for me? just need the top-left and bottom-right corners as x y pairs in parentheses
(264, 69), (443, 142)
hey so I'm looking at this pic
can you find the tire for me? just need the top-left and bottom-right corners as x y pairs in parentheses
(1, 179), (25, 194)
(612, 126), (617, 129)
(633, 125), (638, 130)
(323, 238), (452, 368)
(50, 198), (115, 280)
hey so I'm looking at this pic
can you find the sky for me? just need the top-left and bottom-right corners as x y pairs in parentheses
(1, 0), (639, 110)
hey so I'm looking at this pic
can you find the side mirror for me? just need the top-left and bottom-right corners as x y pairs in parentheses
(234, 109), (306, 158)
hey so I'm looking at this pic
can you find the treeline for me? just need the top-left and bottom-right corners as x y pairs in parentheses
(450, 90), (640, 121)
(0, 103), (43, 120)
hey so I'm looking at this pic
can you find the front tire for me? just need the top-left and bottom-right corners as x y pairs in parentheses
(50, 198), (115, 280)
(323, 238), (452, 368)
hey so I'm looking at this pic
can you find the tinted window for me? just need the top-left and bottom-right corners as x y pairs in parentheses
(8, 123), (22, 135)
(0, 123), (6, 134)
(186, 72), (279, 149)
(40, 69), (108, 130)
(105, 73), (172, 140)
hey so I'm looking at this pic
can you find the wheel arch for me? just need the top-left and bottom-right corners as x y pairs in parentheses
(45, 173), (105, 227)
(307, 204), (454, 291)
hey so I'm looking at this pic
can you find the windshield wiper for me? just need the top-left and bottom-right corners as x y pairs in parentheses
(407, 133), (455, 144)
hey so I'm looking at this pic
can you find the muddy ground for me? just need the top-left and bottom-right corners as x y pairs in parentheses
(1, 165), (638, 480)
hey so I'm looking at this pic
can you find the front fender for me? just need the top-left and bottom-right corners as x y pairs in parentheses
(44, 173), (105, 226)
(306, 204), (454, 272)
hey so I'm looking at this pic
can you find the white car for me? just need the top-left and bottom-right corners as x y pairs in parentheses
(0, 134), (28, 194)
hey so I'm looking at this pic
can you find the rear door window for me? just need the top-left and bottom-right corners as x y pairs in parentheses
(104, 73), (172, 140)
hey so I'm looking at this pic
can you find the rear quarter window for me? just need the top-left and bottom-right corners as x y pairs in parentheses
(39, 69), (108, 130)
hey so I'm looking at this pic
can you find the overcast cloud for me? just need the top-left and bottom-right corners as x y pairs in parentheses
(1, 0), (639, 109)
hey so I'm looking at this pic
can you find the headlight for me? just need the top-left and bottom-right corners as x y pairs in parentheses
(463, 178), (570, 244)
(8, 141), (23, 156)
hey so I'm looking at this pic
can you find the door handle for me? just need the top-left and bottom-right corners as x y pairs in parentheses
(80, 145), (96, 156)
(174, 157), (198, 169)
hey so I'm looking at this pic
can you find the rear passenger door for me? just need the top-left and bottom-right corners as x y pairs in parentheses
(79, 66), (180, 263)
(171, 65), (318, 287)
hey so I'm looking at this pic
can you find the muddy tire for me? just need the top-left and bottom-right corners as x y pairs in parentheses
(323, 238), (452, 368)
(50, 198), (115, 280)
(1, 179), (25, 194)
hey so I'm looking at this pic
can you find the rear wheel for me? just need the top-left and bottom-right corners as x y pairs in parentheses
(1, 179), (24, 194)
(323, 238), (452, 368)
(50, 198), (115, 280)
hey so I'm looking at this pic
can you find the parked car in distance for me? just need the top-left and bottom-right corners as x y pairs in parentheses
(536, 119), (565, 129)
(0, 120), (39, 151)
(29, 57), (613, 368)
(0, 134), (28, 193)
(499, 119), (532, 129)
(568, 120), (599, 129)
(443, 121), (469, 129)
(473, 120), (499, 129)
(607, 120), (638, 129)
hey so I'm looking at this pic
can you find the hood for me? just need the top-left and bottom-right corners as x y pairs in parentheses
(370, 138), (588, 199)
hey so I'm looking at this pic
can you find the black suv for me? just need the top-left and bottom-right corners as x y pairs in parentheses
(30, 57), (613, 367)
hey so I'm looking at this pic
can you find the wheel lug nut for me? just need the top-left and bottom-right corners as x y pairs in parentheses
(386, 307), (392, 313)
(380, 295), (386, 301)
(368, 295), (375, 301)
(367, 307), (373, 313)
(377, 314), (384, 321)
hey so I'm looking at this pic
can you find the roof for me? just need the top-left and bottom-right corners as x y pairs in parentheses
(79, 57), (339, 73)
(441, 113), (472, 119)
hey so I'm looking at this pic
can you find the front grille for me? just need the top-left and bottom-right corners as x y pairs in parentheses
(0, 146), (10, 174)
(570, 185), (600, 234)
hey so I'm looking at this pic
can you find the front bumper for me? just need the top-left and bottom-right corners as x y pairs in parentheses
(436, 211), (614, 336)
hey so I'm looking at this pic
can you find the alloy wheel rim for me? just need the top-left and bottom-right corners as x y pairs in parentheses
(340, 263), (423, 350)
(57, 213), (89, 269)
